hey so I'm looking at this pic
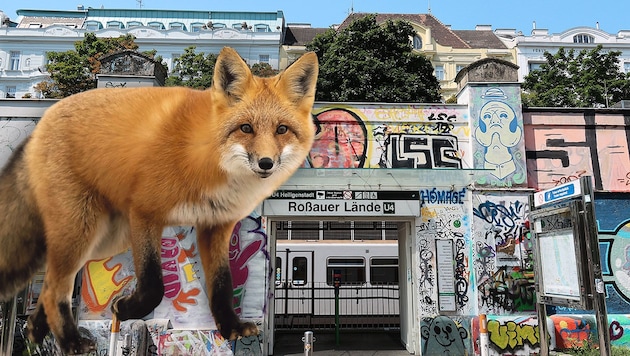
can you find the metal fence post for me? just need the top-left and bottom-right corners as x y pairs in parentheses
(0, 296), (17, 356)
(302, 330), (315, 356)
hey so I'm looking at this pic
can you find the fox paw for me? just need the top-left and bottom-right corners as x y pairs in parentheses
(26, 310), (50, 344)
(218, 320), (259, 340)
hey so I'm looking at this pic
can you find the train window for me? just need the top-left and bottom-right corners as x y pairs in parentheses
(370, 258), (399, 285)
(292, 257), (308, 286)
(326, 258), (366, 285)
(275, 257), (282, 287)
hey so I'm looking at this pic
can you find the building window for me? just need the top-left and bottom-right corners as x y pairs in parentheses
(259, 54), (270, 64)
(435, 65), (445, 80)
(573, 34), (594, 44)
(456, 64), (465, 74)
(169, 22), (186, 31)
(529, 62), (543, 72)
(212, 23), (226, 29)
(6, 86), (16, 98)
(28, 23), (42, 28)
(254, 24), (269, 32)
(624, 62), (630, 73)
(106, 21), (124, 29)
(148, 22), (165, 30)
(413, 35), (423, 50)
(191, 22), (204, 32)
(84, 21), (102, 31)
(9, 51), (20, 71)
(127, 21), (143, 28)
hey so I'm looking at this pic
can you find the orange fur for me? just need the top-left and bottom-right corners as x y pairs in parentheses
(0, 47), (318, 354)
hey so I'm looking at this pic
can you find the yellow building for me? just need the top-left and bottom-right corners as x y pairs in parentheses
(282, 13), (516, 101)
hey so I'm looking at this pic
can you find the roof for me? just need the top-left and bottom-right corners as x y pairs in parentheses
(338, 13), (505, 49)
(454, 30), (507, 49)
(17, 16), (84, 29)
(284, 26), (329, 46)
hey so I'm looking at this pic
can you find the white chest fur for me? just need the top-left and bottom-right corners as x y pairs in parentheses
(166, 175), (278, 226)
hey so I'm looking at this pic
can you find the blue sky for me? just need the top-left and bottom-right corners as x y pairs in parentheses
(2, 0), (629, 34)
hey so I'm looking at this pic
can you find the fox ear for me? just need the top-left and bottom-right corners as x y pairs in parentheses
(276, 52), (319, 106)
(213, 47), (252, 100)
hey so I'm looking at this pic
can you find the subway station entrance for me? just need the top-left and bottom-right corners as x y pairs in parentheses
(261, 169), (480, 354)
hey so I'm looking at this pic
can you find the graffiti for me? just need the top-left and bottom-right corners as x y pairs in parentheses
(382, 133), (461, 168)
(522, 111), (630, 191)
(454, 239), (469, 310)
(105, 81), (127, 88)
(421, 316), (468, 356)
(158, 330), (232, 355)
(551, 315), (594, 349)
(417, 235), (435, 313)
(473, 88), (523, 181)
(231, 333), (263, 356)
(230, 216), (267, 316)
(161, 232), (201, 312)
(475, 241), (496, 282)
(487, 318), (539, 351)
(81, 257), (133, 313)
(553, 170), (587, 186)
(307, 108), (367, 168)
(0, 118), (38, 168)
(473, 200), (527, 240)
(427, 112), (457, 122)
(420, 187), (466, 205)
(479, 266), (535, 313)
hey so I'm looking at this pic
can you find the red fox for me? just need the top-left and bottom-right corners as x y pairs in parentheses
(0, 47), (318, 354)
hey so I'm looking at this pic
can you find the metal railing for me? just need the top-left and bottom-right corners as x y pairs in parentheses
(274, 282), (400, 330)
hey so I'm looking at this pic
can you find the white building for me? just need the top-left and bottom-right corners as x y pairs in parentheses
(495, 24), (630, 82)
(0, 7), (285, 98)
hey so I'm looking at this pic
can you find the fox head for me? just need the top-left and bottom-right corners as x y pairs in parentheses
(212, 47), (318, 180)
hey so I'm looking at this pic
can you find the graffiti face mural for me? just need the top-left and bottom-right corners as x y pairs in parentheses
(421, 316), (468, 356)
(471, 86), (526, 187)
(476, 99), (522, 180)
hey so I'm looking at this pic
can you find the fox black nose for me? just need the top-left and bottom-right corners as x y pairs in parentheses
(258, 157), (274, 170)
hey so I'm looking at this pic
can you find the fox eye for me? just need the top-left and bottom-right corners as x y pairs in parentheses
(276, 125), (288, 134)
(240, 124), (253, 133)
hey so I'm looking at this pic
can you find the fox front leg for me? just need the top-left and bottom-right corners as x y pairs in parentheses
(197, 223), (258, 339)
(112, 215), (165, 321)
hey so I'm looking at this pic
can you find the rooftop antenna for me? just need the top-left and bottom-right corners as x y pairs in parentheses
(136, 0), (143, 8)
(428, 0), (431, 14)
(350, 0), (354, 14)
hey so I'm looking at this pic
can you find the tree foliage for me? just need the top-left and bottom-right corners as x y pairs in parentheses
(164, 46), (217, 89)
(306, 14), (441, 103)
(39, 33), (139, 98)
(522, 45), (630, 107)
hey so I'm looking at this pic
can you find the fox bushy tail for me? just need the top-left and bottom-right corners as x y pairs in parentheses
(0, 140), (46, 301)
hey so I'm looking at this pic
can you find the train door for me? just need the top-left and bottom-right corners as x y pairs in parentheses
(273, 248), (315, 326)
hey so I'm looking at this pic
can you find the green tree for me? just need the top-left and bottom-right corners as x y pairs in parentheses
(165, 46), (217, 89)
(251, 62), (278, 77)
(39, 33), (139, 98)
(306, 14), (441, 103)
(522, 45), (630, 107)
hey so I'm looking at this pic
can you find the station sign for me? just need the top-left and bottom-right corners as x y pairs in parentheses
(533, 179), (582, 207)
(262, 190), (420, 217)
